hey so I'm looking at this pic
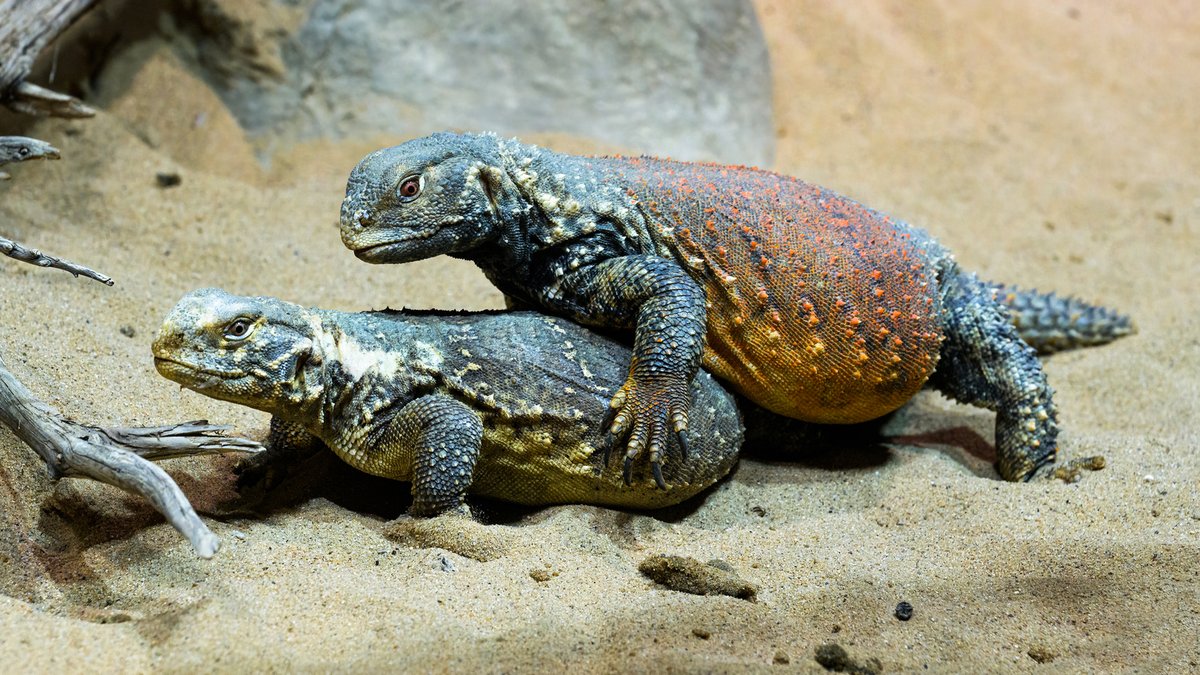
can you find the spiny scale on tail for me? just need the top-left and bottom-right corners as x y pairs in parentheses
(995, 285), (1134, 354)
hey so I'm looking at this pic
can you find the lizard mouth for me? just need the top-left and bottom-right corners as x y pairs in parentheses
(153, 356), (246, 380)
(352, 229), (440, 263)
(353, 241), (407, 263)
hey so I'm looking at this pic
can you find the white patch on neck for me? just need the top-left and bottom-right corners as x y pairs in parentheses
(336, 334), (400, 379)
(311, 317), (441, 380)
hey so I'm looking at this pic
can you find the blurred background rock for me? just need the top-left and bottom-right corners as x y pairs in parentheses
(12, 0), (774, 168)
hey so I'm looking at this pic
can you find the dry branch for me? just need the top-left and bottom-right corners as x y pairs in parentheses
(0, 0), (99, 117)
(0, 134), (60, 180)
(0, 236), (114, 285)
(5, 81), (95, 118)
(2, 2), (264, 559)
(0, 351), (263, 557)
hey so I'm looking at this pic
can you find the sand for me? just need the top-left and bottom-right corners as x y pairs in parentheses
(1, 1), (1197, 671)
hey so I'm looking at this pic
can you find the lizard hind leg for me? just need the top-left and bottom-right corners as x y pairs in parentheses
(929, 271), (1059, 481)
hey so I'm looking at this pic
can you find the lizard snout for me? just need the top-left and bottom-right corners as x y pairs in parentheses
(339, 203), (373, 232)
(151, 321), (183, 358)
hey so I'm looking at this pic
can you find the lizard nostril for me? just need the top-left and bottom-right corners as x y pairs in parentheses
(354, 209), (370, 229)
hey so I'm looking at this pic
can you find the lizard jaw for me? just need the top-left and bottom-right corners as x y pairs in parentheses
(352, 228), (441, 263)
(153, 356), (246, 381)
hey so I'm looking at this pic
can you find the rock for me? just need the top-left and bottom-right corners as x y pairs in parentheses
(179, 0), (774, 165)
(638, 554), (758, 601)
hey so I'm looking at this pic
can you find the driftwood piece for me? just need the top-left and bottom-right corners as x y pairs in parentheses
(0, 236), (114, 285)
(1, 135), (112, 282)
(0, 135), (60, 164)
(0, 351), (263, 558)
(0, 135), (60, 181)
(5, 81), (96, 118)
(0, 0), (99, 117)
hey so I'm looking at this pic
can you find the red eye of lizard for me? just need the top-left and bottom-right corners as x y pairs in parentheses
(397, 174), (423, 201)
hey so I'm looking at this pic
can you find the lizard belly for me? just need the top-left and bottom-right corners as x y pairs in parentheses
(701, 305), (941, 424)
(674, 202), (944, 424)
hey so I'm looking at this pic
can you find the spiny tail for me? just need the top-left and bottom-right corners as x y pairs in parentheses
(993, 284), (1135, 355)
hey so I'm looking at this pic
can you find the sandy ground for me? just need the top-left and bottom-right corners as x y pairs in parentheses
(1, 1), (1198, 671)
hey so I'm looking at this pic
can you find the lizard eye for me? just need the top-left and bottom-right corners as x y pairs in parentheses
(223, 317), (255, 341)
(397, 174), (423, 202)
(17, 147), (29, 158)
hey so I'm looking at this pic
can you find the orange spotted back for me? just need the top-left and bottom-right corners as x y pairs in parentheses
(606, 156), (944, 423)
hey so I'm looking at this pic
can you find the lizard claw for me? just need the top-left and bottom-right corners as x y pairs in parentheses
(596, 405), (621, 471)
(234, 453), (284, 491)
(621, 448), (667, 490)
(604, 375), (691, 488)
(675, 427), (690, 462)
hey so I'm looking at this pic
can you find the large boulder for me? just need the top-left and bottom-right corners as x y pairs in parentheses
(181, 0), (774, 165)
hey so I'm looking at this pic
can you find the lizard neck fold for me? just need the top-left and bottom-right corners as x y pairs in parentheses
(465, 139), (655, 302)
(305, 313), (442, 443)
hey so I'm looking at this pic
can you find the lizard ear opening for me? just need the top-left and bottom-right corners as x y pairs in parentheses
(476, 164), (506, 218)
(290, 340), (320, 385)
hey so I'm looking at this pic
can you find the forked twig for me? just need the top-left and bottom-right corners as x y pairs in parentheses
(0, 0), (260, 559)
(0, 352), (262, 558)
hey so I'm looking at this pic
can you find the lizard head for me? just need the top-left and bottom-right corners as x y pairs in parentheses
(340, 132), (525, 264)
(152, 288), (324, 418)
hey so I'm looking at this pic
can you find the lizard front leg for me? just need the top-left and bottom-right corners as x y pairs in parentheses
(553, 255), (707, 488)
(235, 416), (324, 490)
(383, 394), (484, 517)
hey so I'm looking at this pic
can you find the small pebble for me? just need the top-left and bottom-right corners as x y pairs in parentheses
(895, 600), (913, 621)
(773, 651), (789, 664)
(156, 172), (182, 188)
(707, 558), (735, 572)
(1027, 645), (1056, 663)
(691, 628), (711, 640)
(120, 325), (136, 338)
(814, 644), (851, 670)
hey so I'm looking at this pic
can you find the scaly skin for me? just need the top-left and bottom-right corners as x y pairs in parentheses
(993, 284), (1133, 354)
(340, 133), (1132, 480)
(152, 288), (743, 513)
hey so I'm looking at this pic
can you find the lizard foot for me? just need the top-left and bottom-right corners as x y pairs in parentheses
(603, 375), (691, 489)
(995, 397), (1059, 481)
(234, 452), (289, 491)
